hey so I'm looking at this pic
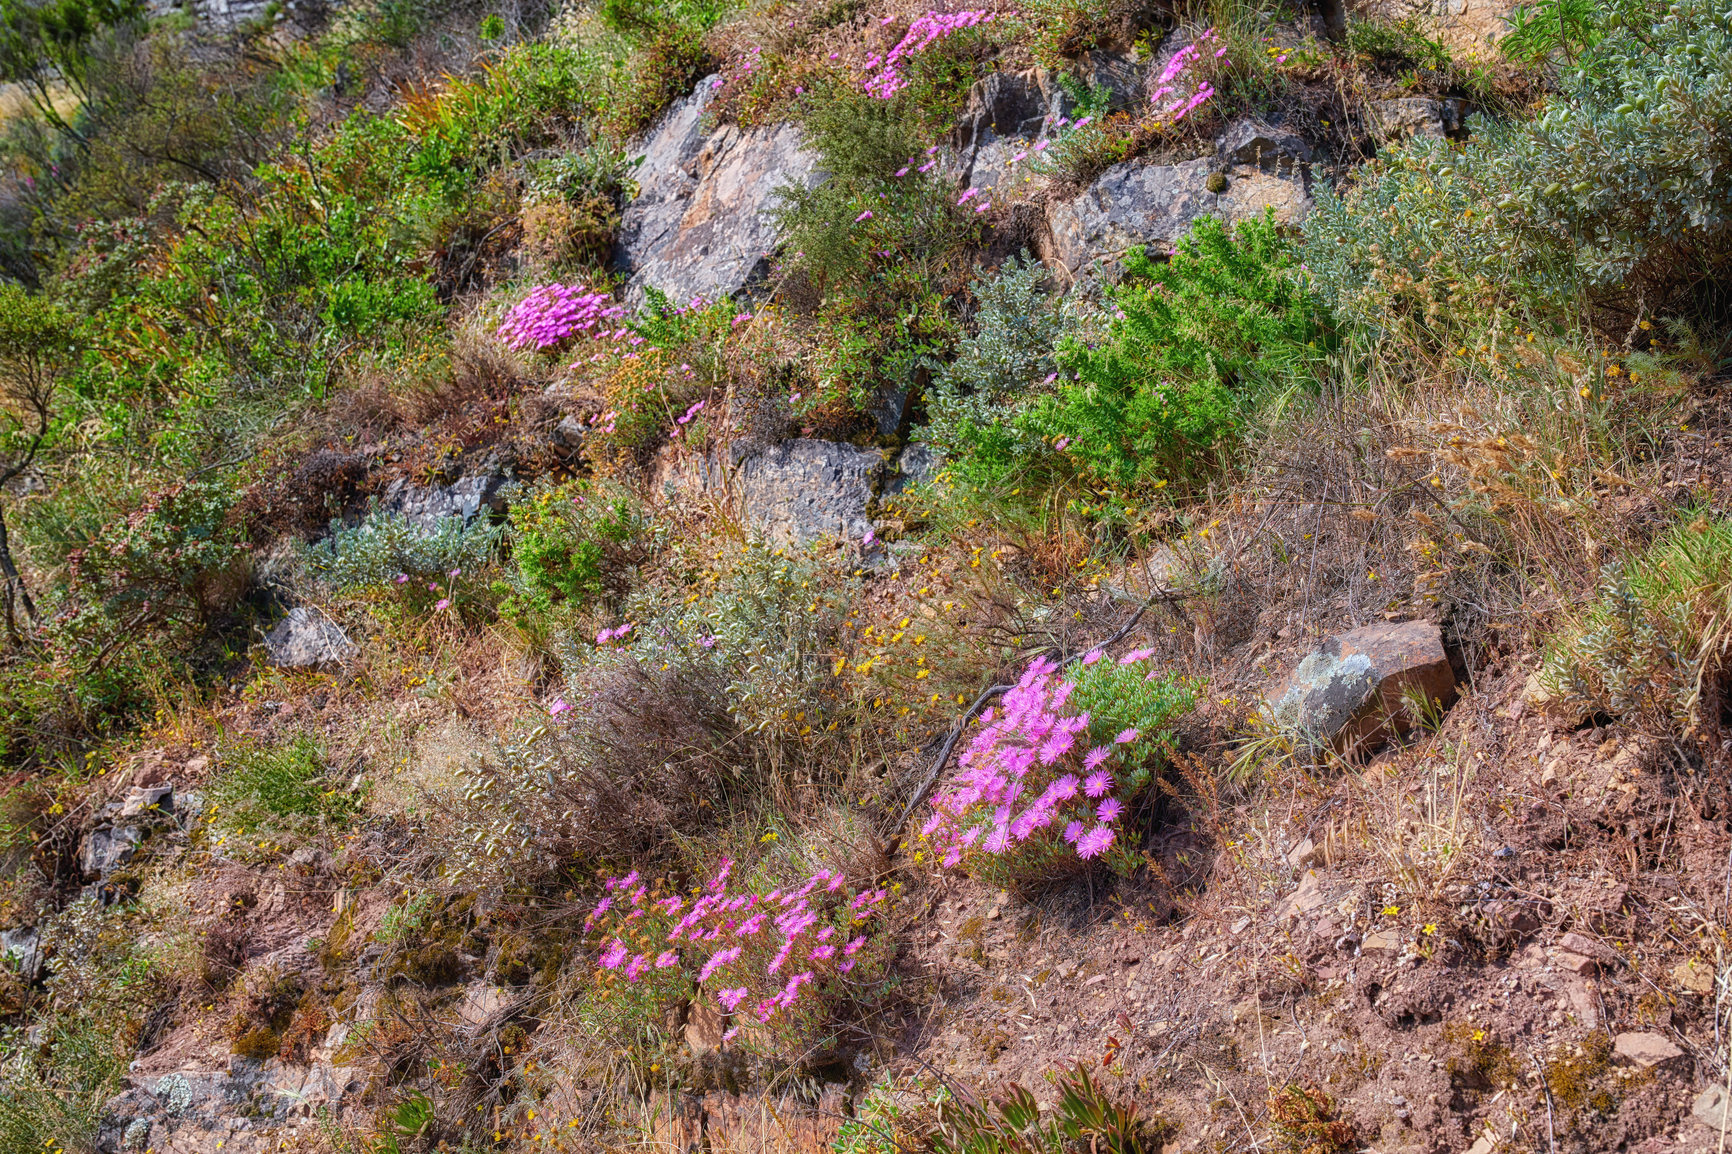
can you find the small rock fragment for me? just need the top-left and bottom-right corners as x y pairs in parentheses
(1611, 1031), (1686, 1070)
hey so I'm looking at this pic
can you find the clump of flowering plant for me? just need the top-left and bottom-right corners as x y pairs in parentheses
(583, 856), (892, 1055)
(862, 10), (997, 99)
(920, 651), (1198, 890)
(1148, 28), (1225, 123)
(496, 282), (627, 351)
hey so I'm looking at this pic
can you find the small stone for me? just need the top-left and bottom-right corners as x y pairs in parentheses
(1266, 620), (1456, 755)
(1559, 931), (1615, 962)
(1553, 949), (1596, 975)
(1612, 1031), (1686, 1070)
(1287, 837), (1320, 869)
(1275, 870), (1327, 924)
(1674, 959), (1715, 995)
(120, 783), (174, 818)
(1362, 930), (1403, 952)
(1694, 1084), (1731, 1129)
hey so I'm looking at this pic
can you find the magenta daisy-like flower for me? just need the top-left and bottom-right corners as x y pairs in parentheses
(718, 986), (748, 1011)
(655, 950), (679, 969)
(1096, 797), (1124, 823)
(1062, 820), (1084, 843)
(1047, 774), (1079, 801)
(598, 940), (628, 969)
(1081, 647), (1104, 665)
(1083, 770), (1114, 798)
(1038, 730), (1075, 765)
(1115, 727), (1139, 744)
(1083, 746), (1112, 771)
(1076, 824), (1114, 858)
(984, 824), (1011, 853)
(623, 954), (649, 981)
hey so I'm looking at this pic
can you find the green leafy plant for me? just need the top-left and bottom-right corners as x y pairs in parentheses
(307, 509), (503, 600)
(204, 735), (360, 853)
(921, 254), (1071, 488)
(1306, 0), (1732, 331)
(499, 478), (653, 627)
(931, 1063), (1167, 1153)
(1038, 211), (1327, 489)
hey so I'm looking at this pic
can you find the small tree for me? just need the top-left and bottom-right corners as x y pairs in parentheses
(0, 283), (80, 637)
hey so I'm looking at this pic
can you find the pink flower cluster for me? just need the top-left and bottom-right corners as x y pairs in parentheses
(922, 654), (1147, 869)
(1149, 28), (1224, 122)
(496, 283), (626, 351)
(588, 858), (887, 1034)
(862, 10), (996, 99)
(595, 622), (634, 645)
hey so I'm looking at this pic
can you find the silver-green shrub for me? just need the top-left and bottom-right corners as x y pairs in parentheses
(1304, 0), (1732, 330)
(305, 509), (503, 592)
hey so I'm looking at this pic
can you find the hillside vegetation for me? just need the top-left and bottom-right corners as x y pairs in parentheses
(2, 0), (1732, 1151)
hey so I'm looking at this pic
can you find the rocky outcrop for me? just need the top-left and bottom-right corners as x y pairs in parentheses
(263, 607), (358, 670)
(379, 473), (508, 527)
(99, 1059), (362, 1153)
(1365, 97), (1469, 145)
(1045, 155), (1311, 278)
(1266, 620), (1456, 754)
(81, 824), (142, 879)
(615, 77), (821, 307)
(735, 439), (882, 547)
(1216, 117), (1311, 175)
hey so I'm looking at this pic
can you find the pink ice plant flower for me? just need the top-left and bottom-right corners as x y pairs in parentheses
(496, 283), (626, 351)
(862, 10), (992, 99)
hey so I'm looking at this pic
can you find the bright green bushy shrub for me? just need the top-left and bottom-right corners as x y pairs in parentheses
(307, 509), (503, 596)
(920, 255), (1070, 488)
(499, 479), (654, 623)
(1037, 211), (1327, 488)
(1305, 0), (1732, 332)
(1540, 513), (1732, 735)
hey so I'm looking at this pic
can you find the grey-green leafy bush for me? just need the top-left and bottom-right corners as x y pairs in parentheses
(1305, 0), (1732, 332)
(920, 254), (1072, 488)
(1540, 513), (1732, 735)
(306, 509), (503, 593)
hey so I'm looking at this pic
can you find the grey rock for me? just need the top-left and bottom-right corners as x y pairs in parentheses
(1045, 157), (1312, 278)
(886, 443), (943, 495)
(1216, 117), (1311, 174)
(1265, 620), (1456, 755)
(1, 926), (43, 983)
(379, 473), (507, 528)
(735, 439), (883, 546)
(1082, 50), (1146, 111)
(120, 783), (174, 818)
(868, 383), (912, 438)
(1365, 97), (1468, 145)
(81, 825), (142, 879)
(553, 415), (586, 449)
(264, 607), (358, 670)
(1695, 1084), (1732, 1129)
(615, 77), (821, 307)
(949, 68), (1070, 197)
(99, 1061), (362, 1153)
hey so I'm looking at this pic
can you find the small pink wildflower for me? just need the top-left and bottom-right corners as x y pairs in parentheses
(1097, 797), (1124, 822)
(855, 210), (874, 222)
(1084, 770), (1114, 797)
(1115, 727), (1139, 744)
(1081, 647), (1104, 665)
(655, 950), (679, 968)
(1083, 746), (1112, 771)
(598, 940), (628, 969)
(1076, 824), (1114, 858)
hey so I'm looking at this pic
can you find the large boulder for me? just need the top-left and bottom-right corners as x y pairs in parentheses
(615, 77), (821, 307)
(1044, 156), (1311, 278)
(1266, 620), (1456, 755)
(264, 607), (358, 670)
(735, 439), (883, 547)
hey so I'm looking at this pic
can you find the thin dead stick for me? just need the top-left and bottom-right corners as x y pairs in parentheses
(1523, 1041), (1557, 1154)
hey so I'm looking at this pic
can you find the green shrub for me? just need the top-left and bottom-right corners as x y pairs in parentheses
(920, 254), (1070, 489)
(1540, 512), (1732, 735)
(1037, 211), (1327, 489)
(1305, 0), (1732, 331)
(774, 82), (981, 413)
(499, 478), (654, 625)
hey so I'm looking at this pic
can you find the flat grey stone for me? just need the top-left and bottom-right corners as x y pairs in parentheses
(1045, 156), (1311, 278)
